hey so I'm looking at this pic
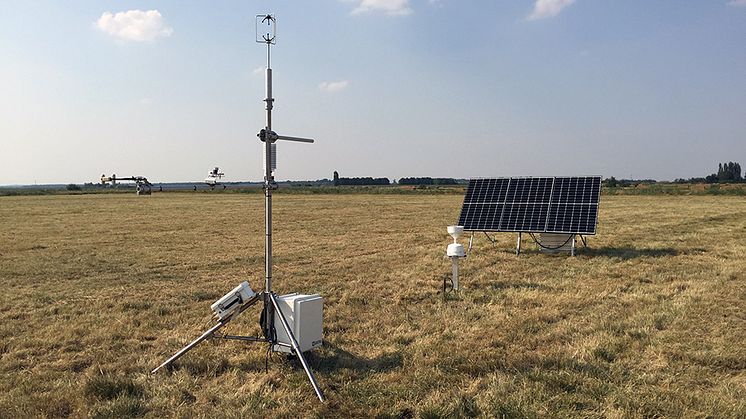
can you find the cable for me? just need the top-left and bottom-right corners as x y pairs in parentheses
(442, 274), (456, 294)
(528, 232), (575, 250)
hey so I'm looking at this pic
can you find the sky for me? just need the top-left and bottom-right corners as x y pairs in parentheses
(1, 0), (745, 185)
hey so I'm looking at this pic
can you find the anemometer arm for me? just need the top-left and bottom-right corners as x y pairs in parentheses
(258, 129), (314, 144)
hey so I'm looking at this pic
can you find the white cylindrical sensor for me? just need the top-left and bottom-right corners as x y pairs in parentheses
(451, 256), (460, 291)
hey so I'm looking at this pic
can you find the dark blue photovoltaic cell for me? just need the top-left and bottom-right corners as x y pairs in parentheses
(458, 203), (504, 231)
(550, 177), (601, 204)
(545, 204), (598, 234)
(463, 178), (509, 204)
(457, 176), (601, 234)
(499, 203), (550, 232)
(504, 177), (553, 204)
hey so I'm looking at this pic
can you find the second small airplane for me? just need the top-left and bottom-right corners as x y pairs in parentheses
(205, 167), (225, 189)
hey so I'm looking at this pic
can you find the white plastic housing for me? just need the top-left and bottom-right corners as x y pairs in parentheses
(447, 243), (465, 257)
(447, 225), (464, 241)
(211, 281), (256, 321)
(273, 293), (323, 354)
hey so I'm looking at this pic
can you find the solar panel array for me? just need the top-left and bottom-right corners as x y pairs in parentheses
(457, 176), (601, 235)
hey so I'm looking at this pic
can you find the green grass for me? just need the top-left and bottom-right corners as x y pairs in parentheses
(0, 193), (745, 417)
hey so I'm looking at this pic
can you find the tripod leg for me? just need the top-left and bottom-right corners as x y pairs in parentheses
(152, 295), (259, 374)
(269, 293), (325, 402)
(151, 321), (226, 374)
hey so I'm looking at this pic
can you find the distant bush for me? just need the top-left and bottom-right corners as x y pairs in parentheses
(603, 177), (618, 187)
(66, 184), (81, 191)
(674, 177), (706, 184)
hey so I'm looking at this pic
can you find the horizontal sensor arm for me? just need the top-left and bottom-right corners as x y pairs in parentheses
(275, 135), (314, 143)
(258, 129), (314, 144)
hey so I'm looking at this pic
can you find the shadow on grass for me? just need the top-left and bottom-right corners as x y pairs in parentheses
(310, 342), (403, 374)
(585, 246), (679, 260)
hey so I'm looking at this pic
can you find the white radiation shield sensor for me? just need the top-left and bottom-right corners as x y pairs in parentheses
(446, 226), (466, 290)
(447, 225), (465, 257)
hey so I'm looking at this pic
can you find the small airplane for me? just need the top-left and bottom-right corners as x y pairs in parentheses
(101, 174), (153, 195)
(205, 167), (225, 189)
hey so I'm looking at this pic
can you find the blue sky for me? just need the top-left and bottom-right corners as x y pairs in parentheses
(1, 0), (744, 184)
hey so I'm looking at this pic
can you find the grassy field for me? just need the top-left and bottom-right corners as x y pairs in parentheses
(1, 193), (744, 418)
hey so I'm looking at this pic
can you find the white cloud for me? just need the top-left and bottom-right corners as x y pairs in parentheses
(96, 10), (173, 42)
(319, 80), (350, 93)
(351, 0), (413, 16)
(140, 97), (153, 105)
(527, 0), (576, 20)
(728, 0), (746, 6)
(252, 66), (265, 76)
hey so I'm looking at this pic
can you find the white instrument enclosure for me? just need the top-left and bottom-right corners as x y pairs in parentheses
(272, 293), (323, 354)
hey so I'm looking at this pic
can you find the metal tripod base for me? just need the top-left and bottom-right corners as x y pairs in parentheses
(267, 292), (324, 401)
(151, 292), (325, 402)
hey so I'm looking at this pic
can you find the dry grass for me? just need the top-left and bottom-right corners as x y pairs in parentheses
(0, 193), (745, 418)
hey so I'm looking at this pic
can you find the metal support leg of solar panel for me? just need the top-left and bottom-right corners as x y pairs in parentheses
(457, 176), (601, 256)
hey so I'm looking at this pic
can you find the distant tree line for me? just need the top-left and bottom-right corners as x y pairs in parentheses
(602, 177), (657, 187)
(336, 177), (390, 186)
(674, 161), (743, 184)
(398, 177), (458, 185)
(333, 171), (389, 186)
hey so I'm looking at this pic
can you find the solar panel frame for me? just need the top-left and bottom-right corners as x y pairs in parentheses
(457, 176), (601, 235)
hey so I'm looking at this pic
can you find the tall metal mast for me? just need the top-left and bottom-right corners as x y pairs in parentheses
(152, 14), (323, 403)
(256, 13), (314, 317)
(255, 14), (323, 402)
(260, 14), (275, 308)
